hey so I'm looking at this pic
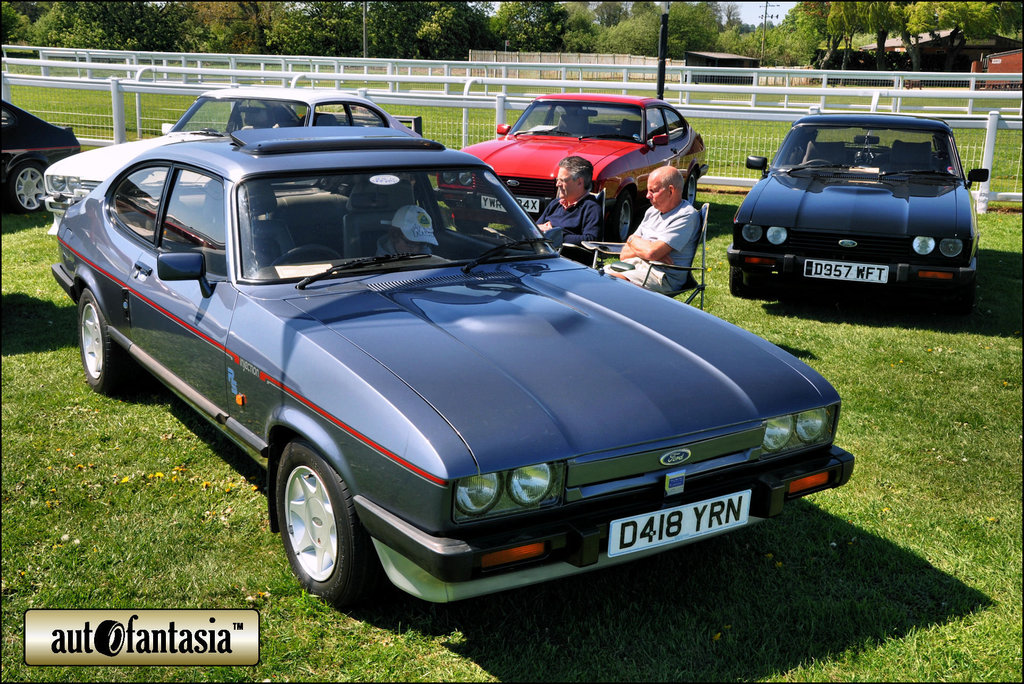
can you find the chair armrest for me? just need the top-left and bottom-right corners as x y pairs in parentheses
(580, 241), (625, 255)
(649, 260), (697, 272)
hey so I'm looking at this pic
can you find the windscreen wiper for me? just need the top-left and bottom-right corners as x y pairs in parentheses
(296, 253), (430, 289)
(878, 169), (952, 178)
(461, 238), (552, 274)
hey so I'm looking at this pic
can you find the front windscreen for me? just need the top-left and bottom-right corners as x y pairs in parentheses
(236, 167), (550, 281)
(510, 102), (643, 141)
(774, 124), (959, 175)
(174, 98), (309, 134)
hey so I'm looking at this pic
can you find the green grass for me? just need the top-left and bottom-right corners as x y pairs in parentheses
(2, 195), (1022, 682)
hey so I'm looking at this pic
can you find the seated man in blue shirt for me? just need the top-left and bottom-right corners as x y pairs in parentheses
(536, 156), (603, 260)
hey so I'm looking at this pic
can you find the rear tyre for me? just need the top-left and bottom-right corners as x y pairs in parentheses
(6, 160), (46, 212)
(683, 173), (698, 206)
(276, 440), (382, 607)
(608, 190), (635, 241)
(78, 289), (129, 395)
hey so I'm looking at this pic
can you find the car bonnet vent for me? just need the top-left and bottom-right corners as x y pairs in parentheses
(230, 128), (445, 155)
(366, 271), (517, 293)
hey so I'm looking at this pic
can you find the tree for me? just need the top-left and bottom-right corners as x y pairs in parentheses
(865, 1), (901, 70)
(414, 2), (493, 59)
(491, 1), (568, 53)
(667, 1), (721, 58)
(2, 1), (30, 44)
(30, 1), (203, 52)
(791, 1), (842, 68)
(827, 1), (865, 69)
(595, 7), (659, 55)
(719, 2), (743, 31)
(268, 2), (363, 57)
(593, 1), (628, 27)
(193, 2), (279, 54)
(562, 2), (600, 53)
(934, 1), (1004, 71)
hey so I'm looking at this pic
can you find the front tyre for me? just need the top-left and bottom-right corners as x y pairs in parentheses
(608, 190), (635, 241)
(276, 440), (382, 607)
(78, 289), (129, 394)
(729, 266), (753, 298)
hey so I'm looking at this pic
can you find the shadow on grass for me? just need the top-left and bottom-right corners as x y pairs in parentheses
(740, 247), (1023, 337)
(353, 502), (991, 681)
(1, 293), (77, 356)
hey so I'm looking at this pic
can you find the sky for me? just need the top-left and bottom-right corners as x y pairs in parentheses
(735, 1), (799, 29)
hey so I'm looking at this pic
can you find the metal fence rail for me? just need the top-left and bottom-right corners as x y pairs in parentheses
(2, 47), (1020, 211)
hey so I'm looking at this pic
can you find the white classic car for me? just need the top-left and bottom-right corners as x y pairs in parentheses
(44, 86), (418, 233)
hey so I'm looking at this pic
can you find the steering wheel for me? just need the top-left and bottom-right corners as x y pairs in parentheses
(271, 244), (341, 267)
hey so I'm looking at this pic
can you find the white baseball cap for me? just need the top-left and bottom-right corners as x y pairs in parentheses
(390, 205), (438, 245)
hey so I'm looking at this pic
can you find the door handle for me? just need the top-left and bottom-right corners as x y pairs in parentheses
(132, 261), (152, 278)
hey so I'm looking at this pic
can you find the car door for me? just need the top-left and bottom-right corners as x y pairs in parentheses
(127, 166), (237, 410)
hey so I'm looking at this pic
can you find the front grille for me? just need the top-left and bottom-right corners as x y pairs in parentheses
(787, 232), (910, 262)
(500, 176), (555, 197)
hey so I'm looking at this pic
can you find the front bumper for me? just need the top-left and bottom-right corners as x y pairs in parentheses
(355, 445), (854, 602)
(727, 245), (977, 291)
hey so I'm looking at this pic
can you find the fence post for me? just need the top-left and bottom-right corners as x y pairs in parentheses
(495, 92), (506, 128)
(110, 78), (127, 144)
(976, 110), (1000, 214)
(1, 73), (10, 102)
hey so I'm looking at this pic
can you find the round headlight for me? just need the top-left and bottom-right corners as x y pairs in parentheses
(741, 224), (763, 242)
(766, 226), (788, 245)
(507, 463), (554, 506)
(441, 171), (458, 185)
(912, 236), (935, 255)
(939, 238), (963, 257)
(454, 473), (501, 516)
(49, 176), (67, 193)
(795, 408), (829, 443)
(763, 415), (794, 452)
(458, 171), (474, 186)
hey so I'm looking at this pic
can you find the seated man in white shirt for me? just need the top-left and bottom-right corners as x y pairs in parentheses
(604, 165), (699, 294)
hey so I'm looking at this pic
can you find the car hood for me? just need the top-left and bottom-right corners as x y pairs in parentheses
(740, 172), (969, 236)
(285, 266), (837, 470)
(463, 137), (638, 178)
(45, 132), (220, 182)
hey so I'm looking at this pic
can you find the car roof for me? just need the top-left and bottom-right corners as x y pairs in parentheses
(533, 93), (668, 107)
(197, 86), (377, 108)
(791, 113), (953, 132)
(126, 127), (487, 182)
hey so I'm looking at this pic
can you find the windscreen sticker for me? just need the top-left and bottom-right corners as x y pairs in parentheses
(370, 174), (400, 186)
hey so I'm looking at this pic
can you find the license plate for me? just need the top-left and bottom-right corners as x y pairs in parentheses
(607, 490), (751, 558)
(804, 259), (889, 283)
(515, 196), (540, 213)
(481, 195), (506, 212)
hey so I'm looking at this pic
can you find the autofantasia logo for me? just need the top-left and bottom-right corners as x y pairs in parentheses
(24, 610), (259, 666)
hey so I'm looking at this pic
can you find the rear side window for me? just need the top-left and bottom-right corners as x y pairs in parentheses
(663, 107), (688, 141)
(110, 166), (169, 244)
(160, 169), (227, 277)
(349, 105), (387, 127)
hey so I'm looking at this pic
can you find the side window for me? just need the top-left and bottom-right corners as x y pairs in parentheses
(160, 169), (227, 277)
(663, 108), (687, 141)
(313, 104), (350, 126)
(349, 105), (387, 128)
(646, 108), (667, 140)
(110, 166), (169, 244)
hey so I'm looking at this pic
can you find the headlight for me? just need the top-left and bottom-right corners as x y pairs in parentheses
(766, 226), (788, 245)
(912, 236), (935, 255)
(741, 224), (763, 242)
(939, 238), (963, 257)
(454, 473), (501, 516)
(507, 464), (554, 506)
(795, 408), (828, 442)
(49, 176), (67, 193)
(760, 405), (837, 458)
(763, 415), (794, 452)
(458, 171), (474, 186)
(453, 462), (564, 522)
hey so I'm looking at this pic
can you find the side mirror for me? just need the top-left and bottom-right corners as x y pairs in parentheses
(746, 156), (768, 176)
(158, 252), (213, 298)
(161, 123), (174, 135)
(496, 123), (511, 136)
(650, 133), (669, 147)
(966, 168), (989, 187)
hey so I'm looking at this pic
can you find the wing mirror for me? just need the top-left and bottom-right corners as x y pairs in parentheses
(966, 168), (989, 187)
(158, 252), (214, 298)
(649, 133), (669, 148)
(497, 123), (511, 137)
(746, 156), (768, 177)
(161, 123), (174, 135)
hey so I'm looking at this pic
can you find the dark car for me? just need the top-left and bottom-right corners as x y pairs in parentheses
(462, 93), (707, 240)
(2, 100), (80, 212)
(728, 113), (989, 313)
(53, 127), (853, 607)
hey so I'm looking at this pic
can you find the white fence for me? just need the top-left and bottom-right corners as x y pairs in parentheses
(2, 46), (1021, 210)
